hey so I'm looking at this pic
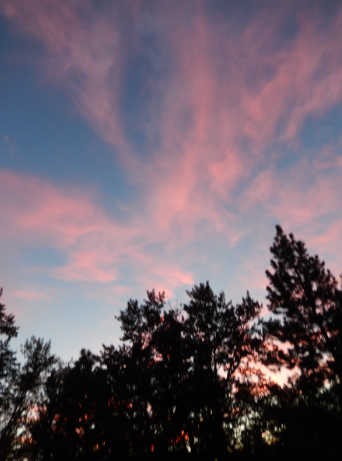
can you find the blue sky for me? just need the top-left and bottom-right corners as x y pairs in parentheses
(1, 0), (342, 362)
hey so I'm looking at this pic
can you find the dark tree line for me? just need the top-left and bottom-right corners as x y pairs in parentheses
(1, 226), (341, 460)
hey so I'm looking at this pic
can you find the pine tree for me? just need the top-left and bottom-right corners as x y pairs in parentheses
(264, 225), (342, 396)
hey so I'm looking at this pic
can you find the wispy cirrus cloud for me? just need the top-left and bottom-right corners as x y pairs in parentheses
(12, 289), (52, 301)
(0, 169), (193, 293)
(2, 134), (17, 157)
(1, 0), (342, 300)
(2, 0), (136, 151)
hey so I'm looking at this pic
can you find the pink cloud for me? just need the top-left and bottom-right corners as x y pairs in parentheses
(4, 1), (342, 235)
(0, 169), (193, 294)
(2, 1), (342, 301)
(131, 4), (342, 246)
(135, 256), (194, 299)
(12, 289), (52, 301)
(241, 157), (342, 224)
(313, 137), (342, 170)
(219, 8), (342, 146)
(2, 134), (17, 157)
(239, 157), (342, 283)
(1, 0), (135, 151)
(51, 251), (119, 284)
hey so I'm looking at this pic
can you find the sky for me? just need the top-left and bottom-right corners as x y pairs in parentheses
(1, 0), (342, 362)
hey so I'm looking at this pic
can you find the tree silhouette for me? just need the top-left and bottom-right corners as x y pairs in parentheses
(0, 287), (58, 460)
(147, 307), (190, 454)
(100, 344), (139, 458)
(114, 282), (268, 458)
(260, 225), (342, 460)
(182, 282), (267, 457)
(31, 349), (118, 461)
(264, 225), (342, 396)
(0, 288), (19, 458)
(116, 289), (166, 455)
